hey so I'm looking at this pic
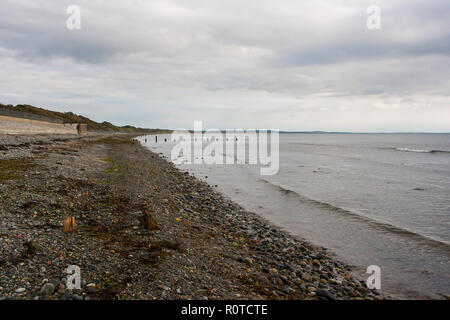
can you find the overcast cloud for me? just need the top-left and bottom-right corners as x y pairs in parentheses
(0, 0), (449, 131)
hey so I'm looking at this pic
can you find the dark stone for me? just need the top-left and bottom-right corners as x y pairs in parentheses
(40, 283), (55, 296)
(86, 287), (96, 294)
(316, 289), (335, 300)
(60, 293), (73, 300)
(48, 279), (60, 288)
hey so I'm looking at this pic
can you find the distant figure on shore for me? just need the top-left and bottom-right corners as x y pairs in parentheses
(145, 138), (147, 142)
(155, 136), (158, 143)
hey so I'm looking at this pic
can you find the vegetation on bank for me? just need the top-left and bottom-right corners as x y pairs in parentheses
(0, 103), (171, 133)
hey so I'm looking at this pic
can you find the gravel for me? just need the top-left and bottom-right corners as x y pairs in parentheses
(0, 133), (384, 300)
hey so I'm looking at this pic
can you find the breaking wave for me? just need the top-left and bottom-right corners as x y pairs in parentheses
(259, 178), (450, 250)
(392, 148), (450, 154)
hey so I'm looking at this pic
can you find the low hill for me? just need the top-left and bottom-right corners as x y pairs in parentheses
(0, 103), (169, 133)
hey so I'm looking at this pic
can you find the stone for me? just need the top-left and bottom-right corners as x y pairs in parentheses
(282, 286), (294, 294)
(268, 268), (278, 275)
(40, 283), (55, 296)
(441, 294), (450, 300)
(86, 287), (96, 294)
(317, 289), (335, 300)
(48, 279), (60, 287)
(244, 257), (253, 264)
(60, 293), (73, 300)
(271, 277), (283, 287)
(301, 273), (312, 282)
(57, 284), (66, 295)
(280, 275), (289, 284)
(15, 288), (26, 293)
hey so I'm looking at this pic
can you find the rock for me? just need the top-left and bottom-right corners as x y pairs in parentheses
(268, 268), (278, 275)
(286, 265), (295, 272)
(48, 279), (60, 288)
(57, 284), (66, 295)
(86, 287), (96, 294)
(271, 277), (283, 287)
(282, 286), (294, 294)
(317, 289), (335, 300)
(72, 294), (83, 300)
(255, 275), (270, 286)
(15, 288), (26, 293)
(301, 273), (312, 282)
(40, 283), (55, 296)
(60, 293), (73, 300)
(244, 257), (253, 264)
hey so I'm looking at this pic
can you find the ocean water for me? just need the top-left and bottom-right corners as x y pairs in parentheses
(138, 133), (450, 299)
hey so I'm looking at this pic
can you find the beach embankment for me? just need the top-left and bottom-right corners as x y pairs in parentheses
(0, 134), (382, 300)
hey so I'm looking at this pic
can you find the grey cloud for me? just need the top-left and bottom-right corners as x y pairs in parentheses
(0, 0), (449, 131)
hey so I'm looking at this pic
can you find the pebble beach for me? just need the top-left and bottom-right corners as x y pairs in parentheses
(0, 133), (383, 300)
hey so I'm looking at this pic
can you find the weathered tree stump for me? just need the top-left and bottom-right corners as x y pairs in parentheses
(62, 216), (77, 233)
(140, 208), (158, 230)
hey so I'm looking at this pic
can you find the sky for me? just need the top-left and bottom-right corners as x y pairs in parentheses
(0, 0), (449, 132)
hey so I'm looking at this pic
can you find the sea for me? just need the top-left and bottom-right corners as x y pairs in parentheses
(137, 133), (450, 299)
